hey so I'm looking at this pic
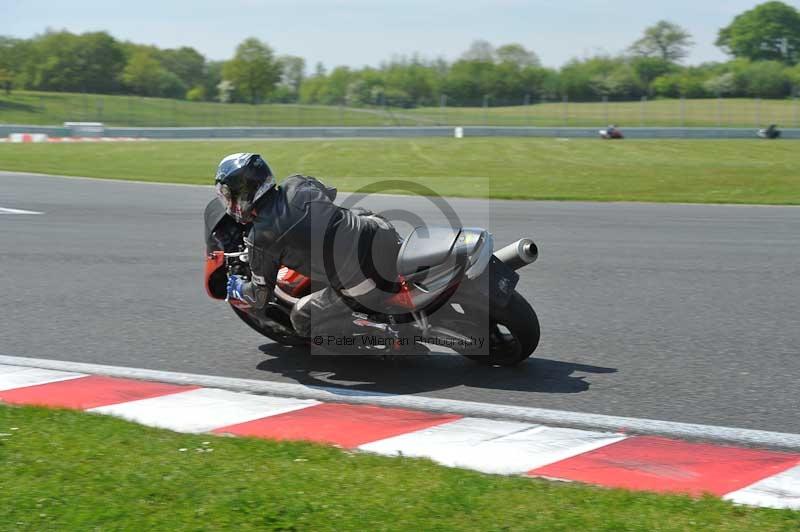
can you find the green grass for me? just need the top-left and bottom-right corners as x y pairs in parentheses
(402, 98), (800, 128)
(1, 405), (797, 531)
(1, 138), (798, 204)
(0, 90), (423, 127)
(2, 90), (799, 127)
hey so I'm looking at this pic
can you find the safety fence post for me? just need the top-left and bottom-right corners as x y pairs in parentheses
(679, 96), (686, 127)
(756, 97), (762, 128)
(640, 96), (646, 126)
(379, 92), (387, 125)
(524, 93), (531, 126)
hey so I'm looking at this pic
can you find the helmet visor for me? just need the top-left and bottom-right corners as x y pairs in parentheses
(216, 182), (252, 223)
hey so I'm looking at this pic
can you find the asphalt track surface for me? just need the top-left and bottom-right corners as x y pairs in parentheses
(2, 171), (799, 434)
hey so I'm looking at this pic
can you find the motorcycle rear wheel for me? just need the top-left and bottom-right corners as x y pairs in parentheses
(459, 291), (540, 367)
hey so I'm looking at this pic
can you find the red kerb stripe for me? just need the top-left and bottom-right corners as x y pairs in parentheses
(214, 402), (461, 448)
(530, 435), (800, 496)
(0, 375), (198, 410)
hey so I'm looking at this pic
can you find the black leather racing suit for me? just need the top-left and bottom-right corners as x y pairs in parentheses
(237, 174), (401, 337)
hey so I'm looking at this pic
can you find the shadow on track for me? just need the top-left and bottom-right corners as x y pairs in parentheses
(255, 343), (616, 396)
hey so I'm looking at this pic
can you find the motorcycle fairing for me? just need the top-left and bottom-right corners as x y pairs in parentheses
(205, 250), (227, 300)
(204, 197), (251, 254)
(204, 197), (227, 252)
(205, 197), (252, 300)
(276, 267), (311, 297)
(393, 226), (495, 312)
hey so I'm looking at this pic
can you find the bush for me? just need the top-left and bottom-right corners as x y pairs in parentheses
(186, 86), (205, 101)
(703, 73), (736, 96)
(559, 56), (641, 100)
(157, 70), (187, 99)
(652, 72), (710, 98)
(732, 60), (791, 98)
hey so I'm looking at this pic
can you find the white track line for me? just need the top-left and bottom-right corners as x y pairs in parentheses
(2, 355), (799, 450)
(0, 207), (43, 215)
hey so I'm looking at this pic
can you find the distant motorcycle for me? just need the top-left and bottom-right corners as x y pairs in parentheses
(599, 125), (624, 139)
(757, 125), (781, 139)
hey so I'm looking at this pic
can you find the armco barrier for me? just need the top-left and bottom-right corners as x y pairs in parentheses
(103, 126), (455, 139)
(102, 126), (800, 139)
(461, 127), (800, 139)
(2, 124), (799, 140)
(0, 125), (70, 137)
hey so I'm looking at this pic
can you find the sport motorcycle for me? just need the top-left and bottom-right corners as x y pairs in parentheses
(204, 198), (541, 366)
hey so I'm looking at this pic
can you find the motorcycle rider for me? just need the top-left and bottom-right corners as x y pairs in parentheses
(213, 152), (401, 341)
(760, 124), (781, 139)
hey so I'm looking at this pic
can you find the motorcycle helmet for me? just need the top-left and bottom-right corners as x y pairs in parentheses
(214, 153), (274, 224)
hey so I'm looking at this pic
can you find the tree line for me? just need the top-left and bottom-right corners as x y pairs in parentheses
(1, 1), (800, 106)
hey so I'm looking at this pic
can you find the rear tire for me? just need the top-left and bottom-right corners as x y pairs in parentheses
(461, 291), (540, 367)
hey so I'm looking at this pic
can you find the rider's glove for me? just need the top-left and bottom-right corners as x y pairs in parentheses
(226, 275), (247, 301)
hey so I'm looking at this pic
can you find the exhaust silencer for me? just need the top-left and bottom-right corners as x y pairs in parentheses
(494, 238), (538, 271)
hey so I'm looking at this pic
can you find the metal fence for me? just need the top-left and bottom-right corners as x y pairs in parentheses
(389, 95), (800, 129)
(2, 92), (799, 129)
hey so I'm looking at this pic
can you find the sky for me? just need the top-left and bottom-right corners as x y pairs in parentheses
(2, 0), (799, 70)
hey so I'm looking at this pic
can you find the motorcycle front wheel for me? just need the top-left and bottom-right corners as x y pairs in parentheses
(230, 304), (308, 347)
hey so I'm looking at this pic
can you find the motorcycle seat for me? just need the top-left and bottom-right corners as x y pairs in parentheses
(397, 226), (461, 277)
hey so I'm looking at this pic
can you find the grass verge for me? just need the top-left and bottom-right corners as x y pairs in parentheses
(1, 404), (797, 531)
(2, 90), (798, 128)
(0, 91), (419, 127)
(1, 138), (799, 204)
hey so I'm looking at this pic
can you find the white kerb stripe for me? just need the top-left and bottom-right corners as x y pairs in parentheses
(360, 418), (531, 473)
(723, 464), (800, 510)
(90, 387), (319, 433)
(0, 364), (86, 391)
(360, 417), (626, 475)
